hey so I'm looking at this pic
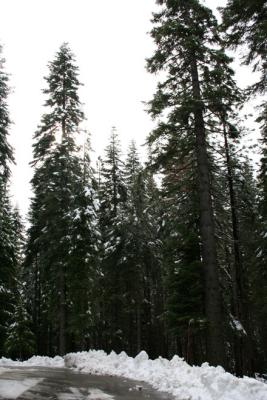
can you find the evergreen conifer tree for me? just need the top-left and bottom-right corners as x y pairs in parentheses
(0, 46), (17, 355)
(221, 0), (267, 94)
(159, 145), (204, 364)
(120, 141), (164, 357)
(0, 46), (13, 187)
(24, 43), (94, 355)
(0, 193), (17, 355)
(147, 0), (247, 367)
(4, 208), (35, 360)
(67, 130), (99, 350)
(121, 141), (144, 354)
(253, 104), (267, 369)
(97, 128), (126, 352)
(4, 293), (36, 360)
(221, 0), (267, 367)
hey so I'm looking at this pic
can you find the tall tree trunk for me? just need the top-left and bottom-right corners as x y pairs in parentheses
(59, 116), (67, 356)
(187, 319), (194, 365)
(59, 265), (66, 356)
(190, 56), (225, 367)
(33, 256), (41, 353)
(223, 123), (252, 375)
(136, 295), (141, 354)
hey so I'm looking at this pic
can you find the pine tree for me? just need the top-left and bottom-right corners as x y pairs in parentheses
(0, 46), (16, 356)
(97, 128), (127, 352)
(160, 144), (205, 364)
(4, 209), (35, 360)
(5, 209), (35, 360)
(0, 193), (16, 355)
(24, 43), (91, 356)
(142, 152), (167, 357)
(67, 130), (99, 350)
(213, 134), (257, 374)
(253, 103), (267, 369)
(0, 46), (13, 187)
(221, 0), (267, 94)
(147, 0), (247, 367)
(120, 141), (165, 357)
(4, 293), (36, 360)
(221, 0), (267, 367)
(121, 141), (144, 354)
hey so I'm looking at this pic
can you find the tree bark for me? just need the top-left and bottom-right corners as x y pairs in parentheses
(187, 319), (194, 365)
(59, 77), (67, 356)
(136, 299), (142, 354)
(190, 56), (225, 367)
(223, 123), (252, 376)
(59, 266), (66, 356)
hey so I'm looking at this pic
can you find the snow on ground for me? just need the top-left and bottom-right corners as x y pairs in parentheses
(1, 350), (267, 400)
(64, 350), (267, 400)
(57, 388), (114, 400)
(0, 367), (9, 375)
(0, 355), (64, 368)
(0, 378), (43, 399)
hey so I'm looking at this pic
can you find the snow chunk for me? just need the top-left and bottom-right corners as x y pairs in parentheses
(134, 351), (149, 363)
(87, 388), (114, 399)
(230, 314), (247, 335)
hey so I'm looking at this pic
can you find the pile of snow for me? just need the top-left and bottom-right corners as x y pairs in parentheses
(64, 350), (267, 400)
(0, 355), (64, 368)
(1, 350), (266, 400)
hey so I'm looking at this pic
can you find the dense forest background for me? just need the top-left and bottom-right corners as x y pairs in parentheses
(0, 0), (266, 378)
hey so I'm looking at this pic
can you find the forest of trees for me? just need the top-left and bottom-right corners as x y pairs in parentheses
(0, 0), (266, 377)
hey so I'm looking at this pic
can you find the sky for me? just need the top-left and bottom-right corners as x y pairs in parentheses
(0, 0), (259, 216)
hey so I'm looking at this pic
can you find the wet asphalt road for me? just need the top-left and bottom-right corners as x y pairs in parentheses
(0, 367), (174, 400)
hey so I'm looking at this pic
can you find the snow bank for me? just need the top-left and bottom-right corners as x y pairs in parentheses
(64, 350), (267, 400)
(0, 355), (64, 368)
(1, 350), (266, 400)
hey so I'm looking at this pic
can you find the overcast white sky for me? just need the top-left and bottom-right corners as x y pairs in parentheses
(0, 0), (259, 215)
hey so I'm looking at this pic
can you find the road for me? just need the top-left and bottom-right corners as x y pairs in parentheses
(0, 366), (174, 400)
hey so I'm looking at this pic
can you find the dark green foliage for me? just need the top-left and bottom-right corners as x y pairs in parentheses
(0, 193), (16, 355)
(258, 104), (267, 214)
(24, 43), (97, 355)
(0, 47), (18, 356)
(146, 0), (243, 367)
(221, 0), (267, 94)
(160, 155), (205, 363)
(221, 0), (267, 372)
(145, 0), (261, 372)
(121, 142), (165, 357)
(253, 103), (267, 369)
(97, 128), (127, 352)
(0, 46), (13, 184)
(67, 132), (99, 350)
(97, 136), (165, 357)
(5, 293), (36, 360)
(4, 209), (35, 360)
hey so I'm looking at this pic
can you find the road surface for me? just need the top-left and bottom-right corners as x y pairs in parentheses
(0, 366), (174, 399)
